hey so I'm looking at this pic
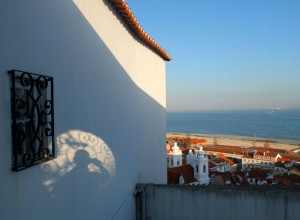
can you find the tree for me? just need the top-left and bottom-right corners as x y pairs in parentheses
(213, 137), (218, 146)
(186, 131), (191, 149)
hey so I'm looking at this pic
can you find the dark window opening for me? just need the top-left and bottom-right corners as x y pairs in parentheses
(9, 70), (55, 171)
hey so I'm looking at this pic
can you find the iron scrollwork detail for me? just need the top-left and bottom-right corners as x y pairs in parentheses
(9, 70), (55, 171)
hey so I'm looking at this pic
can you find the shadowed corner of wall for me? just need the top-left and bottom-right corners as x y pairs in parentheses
(40, 130), (116, 201)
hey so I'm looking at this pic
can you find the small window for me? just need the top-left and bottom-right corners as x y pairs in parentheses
(203, 165), (206, 173)
(9, 70), (55, 171)
(171, 159), (173, 166)
(196, 165), (199, 173)
(177, 160), (179, 165)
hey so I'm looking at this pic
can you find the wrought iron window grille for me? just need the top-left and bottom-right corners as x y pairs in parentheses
(8, 70), (55, 171)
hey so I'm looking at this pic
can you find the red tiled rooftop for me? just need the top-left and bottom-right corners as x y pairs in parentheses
(204, 146), (247, 155)
(215, 145), (245, 149)
(281, 155), (300, 162)
(274, 161), (286, 168)
(110, 0), (172, 61)
(248, 146), (293, 154)
(213, 172), (234, 185)
(232, 171), (249, 185)
(247, 168), (272, 179)
(220, 156), (235, 165)
(278, 157), (292, 163)
(211, 157), (226, 164)
(167, 165), (197, 185)
(254, 152), (264, 156)
(265, 152), (277, 157)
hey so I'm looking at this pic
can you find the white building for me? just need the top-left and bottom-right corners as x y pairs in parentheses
(168, 142), (183, 168)
(209, 157), (231, 172)
(242, 151), (281, 169)
(0, 0), (171, 220)
(187, 147), (210, 185)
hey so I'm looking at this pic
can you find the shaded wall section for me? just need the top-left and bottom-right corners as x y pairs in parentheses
(0, 0), (167, 220)
(137, 184), (300, 220)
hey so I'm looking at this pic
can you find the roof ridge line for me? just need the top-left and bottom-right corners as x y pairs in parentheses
(109, 0), (172, 61)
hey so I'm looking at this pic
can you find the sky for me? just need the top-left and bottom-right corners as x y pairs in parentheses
(127, 0), (300, 111)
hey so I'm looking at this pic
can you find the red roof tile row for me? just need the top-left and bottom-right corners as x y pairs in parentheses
(281, 155), (300, 162)
(246, 168), (272, 179)
(167, 165), (197, 185)
(219, 156), (235, 165)
(247, 146), (293, 154)
(215, 144), (245, 149)
(110, 0), (172, 61)
(204, 146), (247, 155)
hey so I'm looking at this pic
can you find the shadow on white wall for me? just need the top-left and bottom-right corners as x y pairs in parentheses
(41, 130), (116, 198)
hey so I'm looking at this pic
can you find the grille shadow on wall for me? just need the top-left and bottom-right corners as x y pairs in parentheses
(8, 70), (55, 171)
(41, 130), (116, 199)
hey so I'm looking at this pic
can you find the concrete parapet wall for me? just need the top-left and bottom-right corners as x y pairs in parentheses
(137, 184), (300, 220)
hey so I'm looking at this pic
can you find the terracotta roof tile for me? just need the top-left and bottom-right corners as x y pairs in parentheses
(274, 161), (286, 168)
(232, 171), (249, 185)
(281, 155), (300, 162)
(220, 156), (235, 165)
(215, 145), (245, 149)
(247, 168), (272, 179)
(203, 146), (247, 155)
(278, 158), (292, 163)
(109, 0), (172, 61)
(248, 147), (293, 154)
(265, 152), (277, 157)
(211, 158), (226, 164)
(214, 172), (233, 185)
(254, 152), (264, 156)
(167, 165), (197, 184)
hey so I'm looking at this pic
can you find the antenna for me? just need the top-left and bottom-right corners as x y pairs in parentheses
(253, 133), (256, 150)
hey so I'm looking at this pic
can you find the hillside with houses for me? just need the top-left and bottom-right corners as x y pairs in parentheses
(167, 136), (300, 187)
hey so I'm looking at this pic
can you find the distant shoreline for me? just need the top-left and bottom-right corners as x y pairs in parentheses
(167, 132), (300, 150)
(166, 109), (300, 141)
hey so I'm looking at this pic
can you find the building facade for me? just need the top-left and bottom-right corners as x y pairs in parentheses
(187, 147), (210, 185)
(0, 1), (170, 220)
(242, 151), (281, 169)
(168, 142), (183, 168)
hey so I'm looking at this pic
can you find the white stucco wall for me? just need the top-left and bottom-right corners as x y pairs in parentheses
(140, 184), (300, 220)
(0, 1), (167, 220)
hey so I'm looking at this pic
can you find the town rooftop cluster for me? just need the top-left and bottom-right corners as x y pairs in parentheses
(167, 136), (300, 187)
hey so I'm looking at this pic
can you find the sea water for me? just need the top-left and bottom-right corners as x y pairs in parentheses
(166, 109), (300, 140)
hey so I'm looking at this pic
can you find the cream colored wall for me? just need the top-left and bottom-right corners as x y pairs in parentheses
(0, 0), (167, 219)
(73, 0), (166, 108)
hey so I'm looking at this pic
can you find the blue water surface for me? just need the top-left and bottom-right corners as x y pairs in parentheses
(166, 109), (300, 140)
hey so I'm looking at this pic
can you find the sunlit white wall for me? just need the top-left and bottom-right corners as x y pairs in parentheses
(0, 0), (167, 219)
(73, 0), (166, 108)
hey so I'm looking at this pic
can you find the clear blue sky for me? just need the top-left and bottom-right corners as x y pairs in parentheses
(127, 0), (300, 111)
